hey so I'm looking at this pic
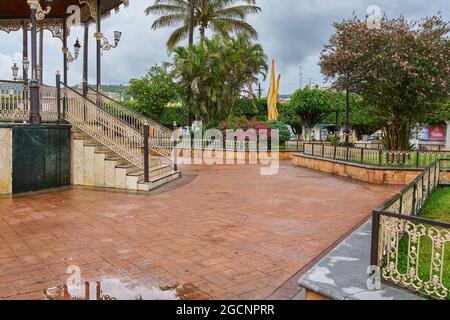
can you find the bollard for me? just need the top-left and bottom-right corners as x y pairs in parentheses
(143, 123), (150, 183)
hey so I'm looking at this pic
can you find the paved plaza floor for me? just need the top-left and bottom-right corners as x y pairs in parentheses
(0, 162), (398, 300)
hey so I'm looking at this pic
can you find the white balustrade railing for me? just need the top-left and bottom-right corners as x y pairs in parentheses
(64, 86), (145, 169)
(87, 88), (174, 158)
(0, 80), (29, 122)
(0, 81), (59, 123)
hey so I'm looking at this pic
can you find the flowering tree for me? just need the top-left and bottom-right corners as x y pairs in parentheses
(320, 15), (450, 150)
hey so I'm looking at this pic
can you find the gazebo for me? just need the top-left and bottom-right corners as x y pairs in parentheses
(0, 0), (128, 124)
(0, 0), (179, 196)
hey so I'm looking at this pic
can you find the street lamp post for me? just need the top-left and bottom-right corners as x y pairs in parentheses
(344, 89), (350, 145)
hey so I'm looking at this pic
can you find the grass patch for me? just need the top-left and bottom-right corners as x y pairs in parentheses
(420, 187), (450, 223)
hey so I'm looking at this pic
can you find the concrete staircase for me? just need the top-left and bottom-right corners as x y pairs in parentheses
(71, 128), (181, 192)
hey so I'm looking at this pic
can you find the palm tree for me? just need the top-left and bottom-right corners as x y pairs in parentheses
(145, 0), (261, 49)
(188, 0), (195, 45)
(170, 35), (267, 127)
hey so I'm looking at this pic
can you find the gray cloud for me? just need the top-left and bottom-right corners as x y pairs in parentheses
(0, 0), (448, 95)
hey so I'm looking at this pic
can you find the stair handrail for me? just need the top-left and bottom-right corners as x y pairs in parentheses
(62, 82), (146, 169)
(86, 87), (174, 158)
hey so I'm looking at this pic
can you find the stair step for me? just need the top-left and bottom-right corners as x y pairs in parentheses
(94, 150), (112, 155)
(139, 171), (180, 184)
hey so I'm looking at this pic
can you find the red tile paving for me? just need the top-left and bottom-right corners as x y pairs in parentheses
(0, 162), (399, 300)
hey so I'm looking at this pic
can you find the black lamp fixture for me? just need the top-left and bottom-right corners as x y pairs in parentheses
(100, 31), (123, 52)
(11, 62), (19, 81)
(66, 38), (82, 63)
(74, 39), (82, 58)
(114, 31), (122, 46)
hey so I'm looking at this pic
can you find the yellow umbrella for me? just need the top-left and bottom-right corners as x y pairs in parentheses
(267, 59), (281, 121)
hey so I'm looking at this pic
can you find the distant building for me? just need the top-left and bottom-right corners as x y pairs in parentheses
(417, 124), (448, 151)
(103, 91), (123, 102)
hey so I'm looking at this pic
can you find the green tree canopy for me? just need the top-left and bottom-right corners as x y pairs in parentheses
(126, 65), (181, 121)
(324, 93), (383, 136)
(424, 100), (450, 125)
(170, 34), (267, 128)
(320, 15), (450, 150)
(145, 0), (261, 49)
(290, 87), (341, 140)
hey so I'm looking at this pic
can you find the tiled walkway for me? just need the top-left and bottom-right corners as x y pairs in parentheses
(0, 162), (398, 300)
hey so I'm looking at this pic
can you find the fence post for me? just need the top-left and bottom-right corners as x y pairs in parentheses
(370, 211), (380, 267)
(322, 144), (325, 158)
(378, 150), (382, 166)
(333, 145), (337, 160)
(416, 149), (420, 168)
(173, 122), (178, 172)
(346, 147), (350, 161)
(428, 168), (431, 195)
(412, 184), (417, 215)
(56, 71), (61, 123)
(360, 148), (364, 164)
(143, 122), (150, 183)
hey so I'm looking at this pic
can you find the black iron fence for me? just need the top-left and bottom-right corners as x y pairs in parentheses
(303, 143), (450, 168)
(371, 159), (450, 300)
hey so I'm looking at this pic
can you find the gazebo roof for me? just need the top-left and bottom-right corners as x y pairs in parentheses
(0, 0), (127, 21)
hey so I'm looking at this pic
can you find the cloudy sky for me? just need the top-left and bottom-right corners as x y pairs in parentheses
(0, 0), (448, 94)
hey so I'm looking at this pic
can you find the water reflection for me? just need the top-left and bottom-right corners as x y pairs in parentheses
(44, 279), (180, 300)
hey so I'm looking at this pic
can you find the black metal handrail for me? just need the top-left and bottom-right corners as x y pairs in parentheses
(302, 143), (450, 168)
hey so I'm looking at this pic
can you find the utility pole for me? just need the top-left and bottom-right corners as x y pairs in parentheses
(344, 89), (350, 145)
(257, 83), (263, 99)
(298, 66), (303, 89)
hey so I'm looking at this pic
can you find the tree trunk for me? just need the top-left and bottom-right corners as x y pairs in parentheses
(384, 121), (411, 151)
(302, 126), (313, 141)
(188, 0), (195, 46)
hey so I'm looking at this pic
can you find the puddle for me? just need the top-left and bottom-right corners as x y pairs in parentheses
(43, 279), (202, 300)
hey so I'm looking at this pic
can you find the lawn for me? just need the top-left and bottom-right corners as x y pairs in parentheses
(396, 187), (450, 299)
(420, 187), (450, 223)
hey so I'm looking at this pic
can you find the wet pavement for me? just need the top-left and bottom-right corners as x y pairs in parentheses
(0, 162), (399, 300)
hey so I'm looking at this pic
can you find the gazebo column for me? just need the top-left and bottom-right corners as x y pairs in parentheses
(83, 23), (89, 97)
(22, 21), (28, 82)
(29, 5), (41, 125)
(39, 26), (44, 84)
(95, 0), (102, 94)
(62, 18), (68, 86)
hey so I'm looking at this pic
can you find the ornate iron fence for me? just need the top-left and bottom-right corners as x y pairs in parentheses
(0, 80), (59, 122)
(0, 80), (29, 122)
(371, 159), (450, 300)
(303, 143), (450, 168)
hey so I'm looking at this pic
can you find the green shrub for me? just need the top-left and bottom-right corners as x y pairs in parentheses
(266, 121), (292, 145)
(160, 107), (187, 128)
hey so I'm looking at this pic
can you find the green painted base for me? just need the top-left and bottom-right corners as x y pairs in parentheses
(1, 123), (72, 194)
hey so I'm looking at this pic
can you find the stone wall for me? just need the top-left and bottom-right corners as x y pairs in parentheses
(169, 149), (297, 164)
(293, 154), (422, 185)
(0, 128), (12, 194)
